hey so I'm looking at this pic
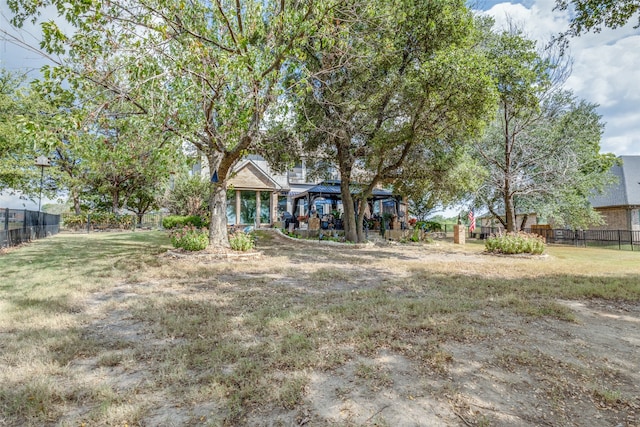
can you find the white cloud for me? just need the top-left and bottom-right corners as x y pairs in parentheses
(482, 1), (640, 156)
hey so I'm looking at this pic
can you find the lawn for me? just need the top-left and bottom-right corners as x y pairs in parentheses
(1, 231), (639, 426)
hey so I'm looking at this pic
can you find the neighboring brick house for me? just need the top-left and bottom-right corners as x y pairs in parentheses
(589, 155), (640, 231)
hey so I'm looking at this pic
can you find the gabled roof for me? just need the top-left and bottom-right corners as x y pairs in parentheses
(590, 156), (640, 208)
(229, 159), (282, 190)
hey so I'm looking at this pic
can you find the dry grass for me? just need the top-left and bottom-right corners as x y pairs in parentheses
(1, 230), (639, 426)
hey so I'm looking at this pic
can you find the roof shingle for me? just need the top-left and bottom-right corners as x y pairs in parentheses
(590, 156), (640, 208)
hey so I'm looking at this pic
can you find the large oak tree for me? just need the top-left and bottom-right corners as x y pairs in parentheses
(283, 0), (496, 242)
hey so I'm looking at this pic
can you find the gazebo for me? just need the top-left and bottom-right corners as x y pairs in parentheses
(290, 180), (405, 229)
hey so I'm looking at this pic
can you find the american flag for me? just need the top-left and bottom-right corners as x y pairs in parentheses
(468, 209), (476, 232)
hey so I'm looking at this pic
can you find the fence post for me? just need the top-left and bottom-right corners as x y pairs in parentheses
(618, 230), (621, 250)
(2, 208), (8, 247)
(631, 229), (634, 251)
(87, 214), (91, 233)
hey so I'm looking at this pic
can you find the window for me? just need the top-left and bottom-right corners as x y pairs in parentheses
(240, 191), (256, 224)
(260, 192), (271, 224)
(226, 190), (236, 224)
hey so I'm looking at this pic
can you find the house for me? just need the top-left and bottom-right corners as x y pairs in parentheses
(473, 157), (640, 234)
(210, 155), (333, 227)
(200, 154), (339, 227)
(589, 155), (640, 231)
(199, 154), (405, 227)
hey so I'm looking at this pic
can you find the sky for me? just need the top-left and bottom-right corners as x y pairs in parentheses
(0, 0), (639, 210)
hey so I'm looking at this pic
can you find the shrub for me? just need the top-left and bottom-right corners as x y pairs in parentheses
(229, 231), (255, 251)
(88, 213), (135, 229)
(169, 225), (209, 251)
(115, 214), (134, 229)
(414, 220), (442, 232)
(162, 215), (179, 229)
(485, 232), (545, 255)
(89, 212), (111, 227)
(63, 214), (87, 229)
(162, 215), (204, 229)
(163, 175), (210, 216)
(64, 213), (135, 230)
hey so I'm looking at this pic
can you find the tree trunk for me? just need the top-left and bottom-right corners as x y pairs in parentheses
(112, 189), (120, 214)
(208, 181), (230, 248)
(355, 197), (372, 243)
(503, 113), (515, 233)
(504, 193), (516, 233)
(72, 189), (81, 215)
(335, 135), (358, 242)
(356, 199), (365, 243)
(341, 181), (357, 242)
(519, 213), (528, 231)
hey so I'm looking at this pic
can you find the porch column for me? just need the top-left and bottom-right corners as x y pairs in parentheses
(235, 190), (241, 225)
(272, 192), (278, 224)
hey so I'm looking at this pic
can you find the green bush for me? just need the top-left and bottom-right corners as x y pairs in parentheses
(414, 220), (442, 231)
(89, 212), (110, 227)
(164, 175), (210, 216)
(229, 231), (255, 251)
(64, 213), (134, 230)
(116, 214), (134, 229)
(162, 215), (204, 229)
(485, 232), (545, 255)
(63, 214), (87, 229)
(169, 225), (209, 251)
(162, 216), (178, 229)
(86, 212), (135, 229)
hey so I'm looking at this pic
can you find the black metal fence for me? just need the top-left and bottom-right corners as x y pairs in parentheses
(0, 208), (60, 248)
(476, 226), (640, 250)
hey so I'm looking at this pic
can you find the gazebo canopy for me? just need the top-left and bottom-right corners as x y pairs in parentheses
(291, 180), (398, 203)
